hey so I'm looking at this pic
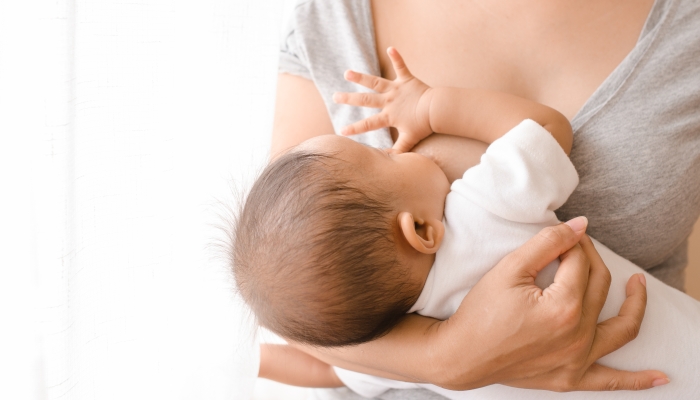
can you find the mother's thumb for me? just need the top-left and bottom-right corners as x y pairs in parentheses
(564, 216), (588, 235)
(505, 217), (588, 276)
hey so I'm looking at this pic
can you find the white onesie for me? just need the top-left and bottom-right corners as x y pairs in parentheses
(334, 120), (700, 399)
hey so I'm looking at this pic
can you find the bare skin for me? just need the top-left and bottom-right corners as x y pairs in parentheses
(371, 0), (654, 120)
(259, 344), (344, 388)
(269, 0), (664, 392)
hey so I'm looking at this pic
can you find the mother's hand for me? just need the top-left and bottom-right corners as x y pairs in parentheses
(427, 217), (668, 391)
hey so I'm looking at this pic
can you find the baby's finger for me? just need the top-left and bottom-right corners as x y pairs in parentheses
(344, 70), (391, 92)
(387, 47), (413, 80)
(333, 92), (384, 109)
(392, 134), (416, 154)
(341, 114), (389, 136)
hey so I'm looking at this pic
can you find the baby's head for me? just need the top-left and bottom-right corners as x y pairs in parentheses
(232, 135), (450, 346)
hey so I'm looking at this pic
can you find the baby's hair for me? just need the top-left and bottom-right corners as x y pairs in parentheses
(232, 149), (421, 347)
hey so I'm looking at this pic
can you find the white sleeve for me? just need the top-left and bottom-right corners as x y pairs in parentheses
(453, 119), (579, 224)
(332, 367), (420, 398)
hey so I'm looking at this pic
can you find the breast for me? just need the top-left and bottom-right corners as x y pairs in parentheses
(370, 0), (653, 120)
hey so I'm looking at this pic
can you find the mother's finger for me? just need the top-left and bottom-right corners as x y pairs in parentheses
(579, 234), (612, 327)
(575, 363), (667, 391)
(344, 70), (391, 92)
(587, 273), (648, 363)
(547, 243), (590, 305)
(504, 218), (587, 282)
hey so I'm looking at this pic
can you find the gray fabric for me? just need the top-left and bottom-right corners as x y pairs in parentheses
(279, 0), (700, 398)
(556, 0), (700, 290)
(279, 0), (392, 149)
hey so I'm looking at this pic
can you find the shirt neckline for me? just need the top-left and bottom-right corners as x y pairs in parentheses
(362, 0), (673, 133)
(570, 0), (673, 132)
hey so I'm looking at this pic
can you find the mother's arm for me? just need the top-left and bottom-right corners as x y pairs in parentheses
(270, 74), (335, 158)
(295, 231), (665, 391)
(271, 73), (667, 391)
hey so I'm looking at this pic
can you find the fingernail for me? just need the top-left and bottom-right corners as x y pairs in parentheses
(332, 92), (339, 103)
(652, 378), (669, 387)
(564, 216), (588, 234)
(639, 273), (647, 287)
(344, 70), (354, 79)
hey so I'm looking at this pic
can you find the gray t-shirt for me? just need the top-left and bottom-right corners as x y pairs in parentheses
(280, 0), (700, 288)
(279, 0), (700, 397)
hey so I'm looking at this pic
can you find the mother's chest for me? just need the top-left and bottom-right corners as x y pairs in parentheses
(371, 0), (653, 120)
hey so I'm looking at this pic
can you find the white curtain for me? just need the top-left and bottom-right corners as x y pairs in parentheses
(1, 1), (292, 398)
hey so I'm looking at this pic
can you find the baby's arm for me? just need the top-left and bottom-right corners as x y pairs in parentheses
(425, 86), (572, 154)
(333, 47), (572, 155)
(259, 344), (344, 388)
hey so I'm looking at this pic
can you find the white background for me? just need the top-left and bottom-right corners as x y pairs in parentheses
(0, 0), (302, 399)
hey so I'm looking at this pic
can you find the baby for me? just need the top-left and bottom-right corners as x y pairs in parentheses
(234, 49), (700, 398)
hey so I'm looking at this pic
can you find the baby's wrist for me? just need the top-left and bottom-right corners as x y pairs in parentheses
(417, 87), (435, 135)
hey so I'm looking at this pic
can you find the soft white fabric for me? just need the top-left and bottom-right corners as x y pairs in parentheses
(335, 120), (700, 399)
(410, 120), (577, 320)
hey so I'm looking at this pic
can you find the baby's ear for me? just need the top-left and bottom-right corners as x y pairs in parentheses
(397, 212), (444, 255)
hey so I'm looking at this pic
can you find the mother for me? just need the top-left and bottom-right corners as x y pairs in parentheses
(270, 0), (700, 397)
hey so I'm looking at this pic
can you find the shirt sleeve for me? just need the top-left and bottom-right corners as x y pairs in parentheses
(452, 119), (579, 224)
(278, 1), (312, 80)
(333, 367), (420, 398)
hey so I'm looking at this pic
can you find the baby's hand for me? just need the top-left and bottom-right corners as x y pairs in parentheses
(333, 47), (434, 153)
